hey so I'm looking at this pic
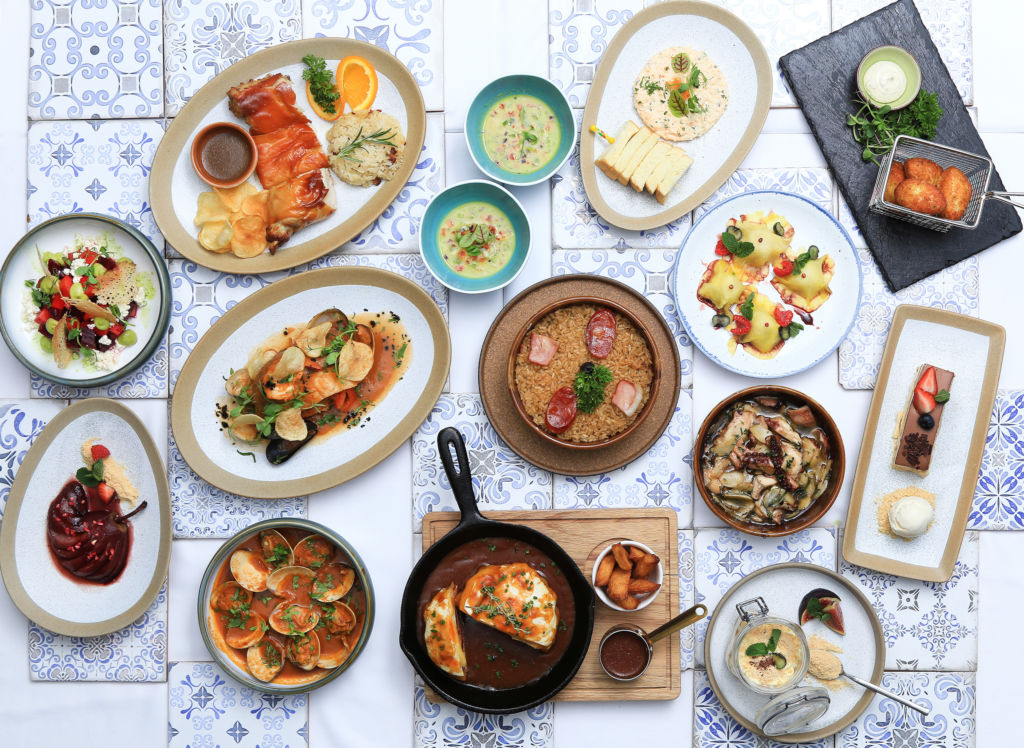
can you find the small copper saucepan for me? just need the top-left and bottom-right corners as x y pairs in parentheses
(598, 603), (707, 681)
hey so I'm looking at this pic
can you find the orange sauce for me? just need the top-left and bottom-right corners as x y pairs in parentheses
(207, 527), (366, 686)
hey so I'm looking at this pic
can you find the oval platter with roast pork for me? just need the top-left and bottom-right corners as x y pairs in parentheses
(152, 38), (426, 274)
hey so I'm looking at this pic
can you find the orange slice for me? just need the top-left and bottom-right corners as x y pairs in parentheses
(337, 56), (378, 111)
(305, 79), (343, 121)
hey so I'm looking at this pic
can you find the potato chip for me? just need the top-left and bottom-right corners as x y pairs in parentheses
(199, 220), (234, 253)
(334, 341), (374, 382)
(195, 191), (229, 226)
(231, 214), (269, 258)
(240, 190), (270, 220)
(215, 182), (259, 213)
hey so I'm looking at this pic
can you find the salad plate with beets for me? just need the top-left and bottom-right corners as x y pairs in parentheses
(0, 213), (171, 387)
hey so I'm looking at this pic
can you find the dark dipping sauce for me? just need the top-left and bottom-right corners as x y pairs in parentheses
(417, 536), (575, 689)
(600, 630), (650, 679)
(199, 125), (253, 183)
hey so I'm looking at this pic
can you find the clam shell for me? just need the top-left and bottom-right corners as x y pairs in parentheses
(223, 611), (266, 649)
(309, 563), (355, 603)
(314, 600), (357, 635)
(229, 549), (269, 592)
(246, 638), (285, 682)
(286, 632), (321, 671)
(315, 630), (352, 669)
(293, 534), (334, 570)
(268, 601), (319, 635)
(266, 565), (315, 597)
(257, 529), (293, 569)
(210, 580), (252, 612)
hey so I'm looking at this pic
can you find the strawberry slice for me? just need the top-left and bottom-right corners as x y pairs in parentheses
(773, 307), (794, 327)
(731, 316), (751, 336)
(917, 366), (938, 394)
(914, 387), (936, 415)
(96, 482), (115, 504)
(714, 238), (730, 256)
(773, 258), (794, 276)
(90, 444), (111, 461)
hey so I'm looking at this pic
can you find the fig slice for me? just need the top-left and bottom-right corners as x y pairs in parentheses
(798, 587), (845, 636)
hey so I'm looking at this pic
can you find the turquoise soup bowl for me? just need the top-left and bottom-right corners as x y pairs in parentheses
(420, 180), (532, 294)
(464, 74), (575, 186)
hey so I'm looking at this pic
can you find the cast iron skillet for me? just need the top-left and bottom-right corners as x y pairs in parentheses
(399, 427), (596, 713)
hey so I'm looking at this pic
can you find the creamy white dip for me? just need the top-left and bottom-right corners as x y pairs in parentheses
(633, 46), (728, 142)
(862, 60), (907, 104)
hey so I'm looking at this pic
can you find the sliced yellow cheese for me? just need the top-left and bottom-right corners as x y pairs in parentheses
(629, 141), (671, 192)
(595, 121), (640, 176)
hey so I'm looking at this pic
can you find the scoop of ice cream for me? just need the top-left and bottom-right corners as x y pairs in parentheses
(889, 495), (934, 538)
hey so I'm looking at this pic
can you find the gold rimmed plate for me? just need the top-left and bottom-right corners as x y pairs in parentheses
(151, 37), (426, 273)
(170, 266), (450, 499)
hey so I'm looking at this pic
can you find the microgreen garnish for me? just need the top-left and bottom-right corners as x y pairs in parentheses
(455, 223), (497, 256)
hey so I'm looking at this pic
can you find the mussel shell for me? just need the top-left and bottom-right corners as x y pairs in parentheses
(258, 529), (294, 569)
(293, 534), (335, 570)
(268, 602), (320, 635)
(286, 632), (321, 671)
(313, 600), (357, 635)
(307, 308), (348, 332)
(224, 611), (266, 649)
(211, 581), (252, 612)
(314, 629), (352, 669)
(267, 565), (315, 597)
(225, 368), (253, 398)
(246, 638), (285, 682)
(310, 563), (355, 602)
(230, 549), (270, 592)
(266, 419), (318, 465)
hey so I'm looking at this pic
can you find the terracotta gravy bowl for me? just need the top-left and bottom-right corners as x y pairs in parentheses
(506, 296), (663, 451)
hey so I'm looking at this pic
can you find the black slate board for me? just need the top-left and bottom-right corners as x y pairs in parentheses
(779, 0), (1020, 292)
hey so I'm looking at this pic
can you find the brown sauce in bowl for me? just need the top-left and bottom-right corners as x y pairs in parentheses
(600, 630), (650, 679)
(198, 125), (254, 184)
(417, 536), (575, 689)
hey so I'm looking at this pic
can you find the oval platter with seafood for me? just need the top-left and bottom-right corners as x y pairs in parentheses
(171, 266), (450, 499)
(672, 191), (861, 378)
(580, 1), (772, 231)
(151, 38), (426, 274)
(479, 275), (680, 475)
(0, 399), (171, 637)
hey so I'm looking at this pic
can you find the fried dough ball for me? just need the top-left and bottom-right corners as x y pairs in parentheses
(904, 157), (943, 187)
(939, 166), (972, 221)
(894, 178), (947, 216)
(884, 161), (905, 203)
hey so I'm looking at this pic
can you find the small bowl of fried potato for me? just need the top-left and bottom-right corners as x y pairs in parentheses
(591, 541), (663, 612)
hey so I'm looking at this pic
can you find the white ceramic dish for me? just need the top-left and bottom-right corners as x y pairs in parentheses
(590, 540), (664, 612)
(704, 563), (884, 743)
(672, 190), (862, 378)
(0, 399), (171, 636)
(170, 266), (451, 499)
(0, 213), (171, 387)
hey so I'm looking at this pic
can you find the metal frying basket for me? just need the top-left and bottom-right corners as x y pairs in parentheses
(868, 134), (1021, 232)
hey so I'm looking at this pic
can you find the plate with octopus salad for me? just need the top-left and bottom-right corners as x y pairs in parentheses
(672, 190), (861, 378)
(171, 266), (450, 499)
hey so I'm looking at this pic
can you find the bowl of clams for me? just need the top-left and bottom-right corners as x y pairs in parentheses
(198, 518), (374, 694)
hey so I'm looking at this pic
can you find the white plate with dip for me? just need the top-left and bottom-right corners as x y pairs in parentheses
(704, 563), (884, 743)
(580, 0), (772, 231)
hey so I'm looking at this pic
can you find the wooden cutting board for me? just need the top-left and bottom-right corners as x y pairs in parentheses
(421, 508), (680, 702)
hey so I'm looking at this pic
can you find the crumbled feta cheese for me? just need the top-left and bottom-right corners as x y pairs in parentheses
(99, 335), (111, 345)
(70, 258), (86, 271)
(94, 348), (120, 371)
(21, 289), (38, 334)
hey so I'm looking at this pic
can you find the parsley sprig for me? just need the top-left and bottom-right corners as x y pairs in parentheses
(573, 363), (613, 414)
(301, 54), (340, 114)
(847, 89), (944, 164)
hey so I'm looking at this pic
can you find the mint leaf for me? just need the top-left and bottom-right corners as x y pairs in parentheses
(787, 321), (804, 339)
(739, 293), (755, 321)
(745, 642), (769, 657)
(767, 628), (781, 653)
(935, 389), (950, 404)
(76, 466), (100, 487)
(720, 230), (755, 259)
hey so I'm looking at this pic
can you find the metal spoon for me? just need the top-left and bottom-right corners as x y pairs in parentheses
(838, 666), (930, 716)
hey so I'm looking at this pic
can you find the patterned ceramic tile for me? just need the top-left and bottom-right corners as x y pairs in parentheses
(553, 392), (694, 526)
(679, 528), (696, 669)
(412, 394), (552, 529)
(693, 668), (832, 747)
(336, 112), (446, 253)
(552, 111), (693, 249)
(838, 248), (979, 390)
(836, 191), (864, 247)
(307, 252), (449, 317)
(413, 677), (554, 747)
(29, 581), (167, 682)
(29, 0), (164, 119)
(29, 337), (169, 399)
(840, 532), (978, 671)
(167, 402), (307, 538)
(551, 248), (694, 386)
(972, 390), (1024, 530)
(27, 119), (164, 243)
(548, 0), (643, 108)
(303, 0), (444, 111)
(0, 402), (54, 521)
(692, 528), (836, 666)
(836, 671), (976, 747)
(168, 661), (309, 746)
(164, 0), (302, 116)
(692, 167), (833, 220)
(832, 0), (974, 104)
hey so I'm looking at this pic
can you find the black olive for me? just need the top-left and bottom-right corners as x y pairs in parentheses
(579, 361), (595, 375)
(918, 413), (935, 430)
(266, 419), (319, 465)
(711, 314), (731, 328)
(726, 225), (743, 240)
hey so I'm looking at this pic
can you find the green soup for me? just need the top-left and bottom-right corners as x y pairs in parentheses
(437, 202), (516, 279)
(482, 95), (561, 174)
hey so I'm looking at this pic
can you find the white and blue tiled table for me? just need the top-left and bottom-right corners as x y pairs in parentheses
(0, 0), (1019, 746)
